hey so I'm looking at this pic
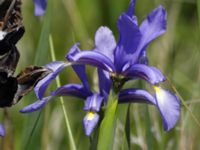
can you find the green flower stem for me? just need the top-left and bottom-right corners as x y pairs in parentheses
(49, 35), (77, 150)
(97, 91), (118, 150)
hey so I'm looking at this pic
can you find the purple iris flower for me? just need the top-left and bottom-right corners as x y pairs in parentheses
(33, 0), (47, 16)
(65, 0), (180, 131)
(21, 0), (180, 134)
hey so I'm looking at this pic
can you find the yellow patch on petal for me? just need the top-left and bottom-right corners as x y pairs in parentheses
(154, 86), (161, 93)
(86, 111), (95, 121)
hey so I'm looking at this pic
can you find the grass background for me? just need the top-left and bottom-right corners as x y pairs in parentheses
(0, 0), (200, 149)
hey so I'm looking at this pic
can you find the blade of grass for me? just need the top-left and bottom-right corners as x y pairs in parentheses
(49, 35), (76, 150)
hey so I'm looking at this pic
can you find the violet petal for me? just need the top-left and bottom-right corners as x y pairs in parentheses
(119, 88), (156, 105)
(124, 64), (166, 84)
(34, 61), (66, 100)
(114, 13), (141, 72)
(51, 83), (91, 99)
(20, 96), (52, 113)
(84, 94), (104, 112)
(94, 26), (116, 62)
(0, 124), (5, 137)
(83, 112), (99, 136)
(154, 86), (180, 131)
(33, 0), (47, 16)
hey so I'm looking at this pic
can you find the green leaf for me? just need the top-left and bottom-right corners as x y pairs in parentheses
(97, 92), (118, 150)
(34, 2), (52, 65)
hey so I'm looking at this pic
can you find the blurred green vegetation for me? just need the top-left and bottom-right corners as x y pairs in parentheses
(0, 0), (200, 149)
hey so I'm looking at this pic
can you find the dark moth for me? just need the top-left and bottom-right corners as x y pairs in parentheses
(0, 0), (50, 107)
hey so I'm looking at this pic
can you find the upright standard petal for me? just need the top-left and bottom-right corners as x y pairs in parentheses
(34, 61), (66, 100)
(154, 86), (180, 131)
(84, 94), (104, 112)
(123, 64), (166, 84)
(51, 83), (91, 99)
(137, 5), (166, 53)
(67, 44), (91, 92)
(68, 51), (115, 72)
(83, 112), (99, 136)
(119, 88), (156, 105)
(114, 13), (141, 72)
(126, 0), (135, 16)
(33, 0), (47, 16)
(94, 26), (116, 61)
(126, 0), (137, 23)
(0, 124), (5, 136)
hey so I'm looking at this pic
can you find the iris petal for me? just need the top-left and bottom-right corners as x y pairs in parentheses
(67, 44), (91, 92)
(83, 112), (99, 136)
(34, 61), (66, 100)
(98, 69), (112, 101)
(123, 64), (166, 84)
(0, 124), (5, 136)
(84, 94), (104, 112)
(33, 0), (47, 16)
(119, 88), (156, 104)
(126, 0), (138, 25)
(51, 83), (91, 99)
(114, 13), (141, 72)
(154, 86), (180, 131)
(68, 51), (115, 72)
(138, 51), (149, 65)
(126, 0), (135, 17)
(94, 26), (116, 61)
(20, 96), (52, 113)
(137, 5), (166, 53)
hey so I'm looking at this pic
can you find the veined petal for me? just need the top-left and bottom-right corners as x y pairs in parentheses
(51, 83), (91, 99)
(154, 86), (180, 131)
(114, 13), (141, 72)
(83, 112), (99, 136)
(34, 61), (66, 100)
(84, 94), (104, 112)
(123, 64), (166, 84)
(33, 0), (47, 16)
(68, 51), (115, 72)
(137, 5), (166, 53)
(119, 88), (156, 104)
(0, 124), (5, 136)
(94, 26), (116, 62)
(66, 44), (90, 92)
(98, 69), (112, 101)
(20, 96), (52, 113)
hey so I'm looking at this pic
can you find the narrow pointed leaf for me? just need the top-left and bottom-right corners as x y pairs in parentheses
(97, 93), (118, 150)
